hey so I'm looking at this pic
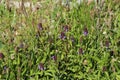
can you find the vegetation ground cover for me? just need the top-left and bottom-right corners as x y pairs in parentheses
(0, 0), (120, 80)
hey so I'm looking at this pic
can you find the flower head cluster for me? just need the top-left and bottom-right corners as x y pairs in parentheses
(59, 25), (69, 40)
(63, 25), (69, 32)
(51, 55), (57, 61)
(59, 32), (66, 40)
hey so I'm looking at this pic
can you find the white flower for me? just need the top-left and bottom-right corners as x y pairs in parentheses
(103, 31), (106, 34)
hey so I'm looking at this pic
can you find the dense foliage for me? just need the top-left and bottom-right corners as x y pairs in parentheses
(0, 0), (120, 80)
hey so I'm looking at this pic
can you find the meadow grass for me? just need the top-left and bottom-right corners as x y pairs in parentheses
(0, 0), (120, 80)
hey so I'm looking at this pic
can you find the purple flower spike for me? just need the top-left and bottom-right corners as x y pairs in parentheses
(83, 28), (88, 36)
(63, 25), (69, 32)
(51, 55), (57, 61)
(19, 42), (24, 48)
(78, 48), (83, 54)
(102, 66), (107, 72)
(59, 32), (66, 40)
(105, 40), (110, 48)
(0, 52), (4, 59)
(3, 66), (7, 70)
(37, 23), (43, 31)
(38, 63), (44, 70)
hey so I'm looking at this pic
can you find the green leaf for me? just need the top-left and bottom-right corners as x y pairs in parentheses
(116, 75), (120, 80)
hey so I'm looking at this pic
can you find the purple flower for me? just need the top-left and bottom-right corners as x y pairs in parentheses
(78, 48), (83, 54)
(102, 66), (107, 72)
(59, 32), (66, 40)
(19, 42), (24, 48)
(83, 28), (88, 36)
(51, 55), (57, 61)
(3, 66), (7, 70)
(37, 23), (43, 31)
(63, 25), (69, 32)
(38, 63), (44, 70)
(105, 40), (110, 48)
(0, 52), (4, 59)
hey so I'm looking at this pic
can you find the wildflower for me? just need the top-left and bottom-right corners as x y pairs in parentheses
(19, 42), (24, 48)
(3, 66), (7, 74)
(38, 63), (44, 70)
(3, 66), (7, 70)
(0, 52), (4, 59)
(105, 40), (110, 48)
(51, 55), (57, 61)
(37, 23), (43, 31)
(78, 48), (83, 54)
(103, 31), (107, 35)
(102, 66), (107, 72)
(83, 28), (88, 36)
(59, 32), (66, 40)
(63, 25), (69, 32)
(83, 59), (88, 65)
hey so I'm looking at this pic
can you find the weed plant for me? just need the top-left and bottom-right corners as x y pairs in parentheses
(0, 0), (120, 80)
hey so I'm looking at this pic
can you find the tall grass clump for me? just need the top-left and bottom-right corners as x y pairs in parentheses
(0, 0), (120, 80)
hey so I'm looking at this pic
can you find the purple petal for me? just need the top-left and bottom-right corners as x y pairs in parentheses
(105, 40), (110, 48)
(38, 63), (44, 70)
(78, 48), (83, 54)
(83, 28), (88, 36)
(0, 52), (4, 59)
(51, 55), (57, 61)
(37, 23), (43, 31)
(59, 32), (66, 40)
(63, 25), (69, 32)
